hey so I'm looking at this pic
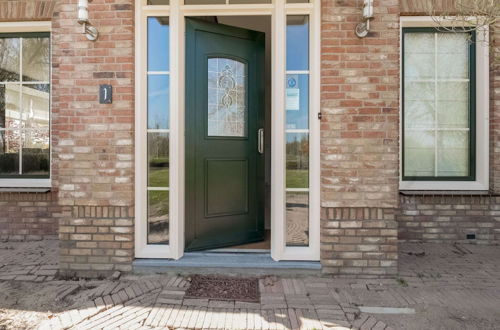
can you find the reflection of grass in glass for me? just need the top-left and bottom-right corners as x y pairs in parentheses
(286, 169), (308, 188)
(148, 167), (169, 187)
(148, 190), (169, 218)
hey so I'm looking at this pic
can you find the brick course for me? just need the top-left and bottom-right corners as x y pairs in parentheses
(0, 192), (69, 241)
(321, 207), (398, 277)
(59, 205), (134, 277)
(398, 194), (500, 243)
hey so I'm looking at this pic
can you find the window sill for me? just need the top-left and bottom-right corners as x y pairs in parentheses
(0, 178), (51, 189)
(400, 190), (492, 196)
(0, 187), (51, 193)
(399, 180), (488, 191)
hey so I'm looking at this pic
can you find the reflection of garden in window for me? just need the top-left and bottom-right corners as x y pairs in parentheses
(0, 34), (50, 178)
(146, 17), (170, 244)
(286, 134), (309, 189)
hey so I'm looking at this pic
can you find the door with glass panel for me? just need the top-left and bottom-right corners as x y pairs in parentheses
(185, 18), (265, 251)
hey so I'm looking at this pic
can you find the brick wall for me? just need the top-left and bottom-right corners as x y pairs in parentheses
(0, 192), (70, 241)
(0, 0), (56, 21)
(398, 194), (500, 243)
(52, 0), (135, 277)
(321, 207), (398, 277)
(320, 0), (400, 277)
(320, 0), (400, 209)
(59, 205), (134, 277)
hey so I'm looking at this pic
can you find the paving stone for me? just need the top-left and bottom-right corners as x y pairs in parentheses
(208, 299), (235, 309)
(14, 275), (37, 281)
(183, 298), (209, 307)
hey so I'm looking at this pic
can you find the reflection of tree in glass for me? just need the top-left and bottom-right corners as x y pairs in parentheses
(23, 38), (49, 81)
(286, 135), (309, 170)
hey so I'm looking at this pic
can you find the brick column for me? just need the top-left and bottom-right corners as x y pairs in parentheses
(52, 0), (135, 277)
(320, 0), (400, 277)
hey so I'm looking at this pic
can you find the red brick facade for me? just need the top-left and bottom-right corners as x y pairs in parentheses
(0, 0), (498, 277)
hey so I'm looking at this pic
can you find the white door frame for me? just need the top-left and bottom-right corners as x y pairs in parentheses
(135, 0), (320, 261)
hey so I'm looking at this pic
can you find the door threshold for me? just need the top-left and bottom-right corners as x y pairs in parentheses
(133, 252), (321, 276)
(205, 248), (270, 253)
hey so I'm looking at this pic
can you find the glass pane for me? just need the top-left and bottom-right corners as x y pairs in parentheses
(229, 0), (271, 3)
(0, 130), (20, 176)
(207, 58), (247, 137)
(0, 84), (21, 129)
(437, 33), (469, 79)
(148, 17), (169, 72)
(286, 133), (309, 188)
(405, 53), (434, 80)
(147, 75), (169, 129)
(437, 131), (469, 176)
(0, 38), (20, 82)
(286, 191), (309, 246)
(22, 84), (49, 129)
(404, 130), (435, 177)
(437, 101), (468, 129)
(22, 129), (49, 176)
(22, 37), (49, 82)
(404, 100), (434, 129)
(438, 81), (468, 102)
(148, 0), (169, 4)
(404, 33), (434, 55)
(286, 74), (309, 130)
(185, 0), (225, 4)
(286, 15), (309, 71)
(437, 33), (468, 55)
(148, 190), (169, 244)
(404, 81), (434, 102)
(148, 132), (169, 187)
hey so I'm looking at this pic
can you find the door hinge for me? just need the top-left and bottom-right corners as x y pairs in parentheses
(318, 112), (322, 120)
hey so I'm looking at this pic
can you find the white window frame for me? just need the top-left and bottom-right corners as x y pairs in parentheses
(399, 16), (489, 191)
(0, 21), (52, 188)
(135, 0), (320, 261)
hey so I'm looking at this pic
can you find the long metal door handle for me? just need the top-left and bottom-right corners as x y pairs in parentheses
(258, 128), (264, 154)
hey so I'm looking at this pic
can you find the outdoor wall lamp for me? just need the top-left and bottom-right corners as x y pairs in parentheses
(355, 0), (374, 38)
(77, 0), (99, 41)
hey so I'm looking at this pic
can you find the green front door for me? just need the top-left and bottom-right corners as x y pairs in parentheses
(185, 18), (265, 251)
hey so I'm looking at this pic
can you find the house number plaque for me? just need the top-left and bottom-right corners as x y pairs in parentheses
(99, 84), (112, 104)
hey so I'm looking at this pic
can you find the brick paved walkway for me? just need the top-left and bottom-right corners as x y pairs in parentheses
(1, 240), (499, 329)
(0, 238), (58, 282)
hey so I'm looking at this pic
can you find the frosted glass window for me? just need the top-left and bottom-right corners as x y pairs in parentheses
(207, 58), (247, 137)
(403, 30), (473, 179)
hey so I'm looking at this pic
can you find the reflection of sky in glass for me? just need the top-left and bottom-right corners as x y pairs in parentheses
(286, 74), (309, 129)
(148, 75), (170, 129)
(148, 17), (169, 71)
(286, 16), (309, 71)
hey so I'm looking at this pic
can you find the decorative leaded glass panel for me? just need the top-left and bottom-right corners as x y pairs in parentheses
(207, 58), (247, 137)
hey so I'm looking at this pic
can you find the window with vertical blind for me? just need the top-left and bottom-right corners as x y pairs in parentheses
(402, 28), (475, 181)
